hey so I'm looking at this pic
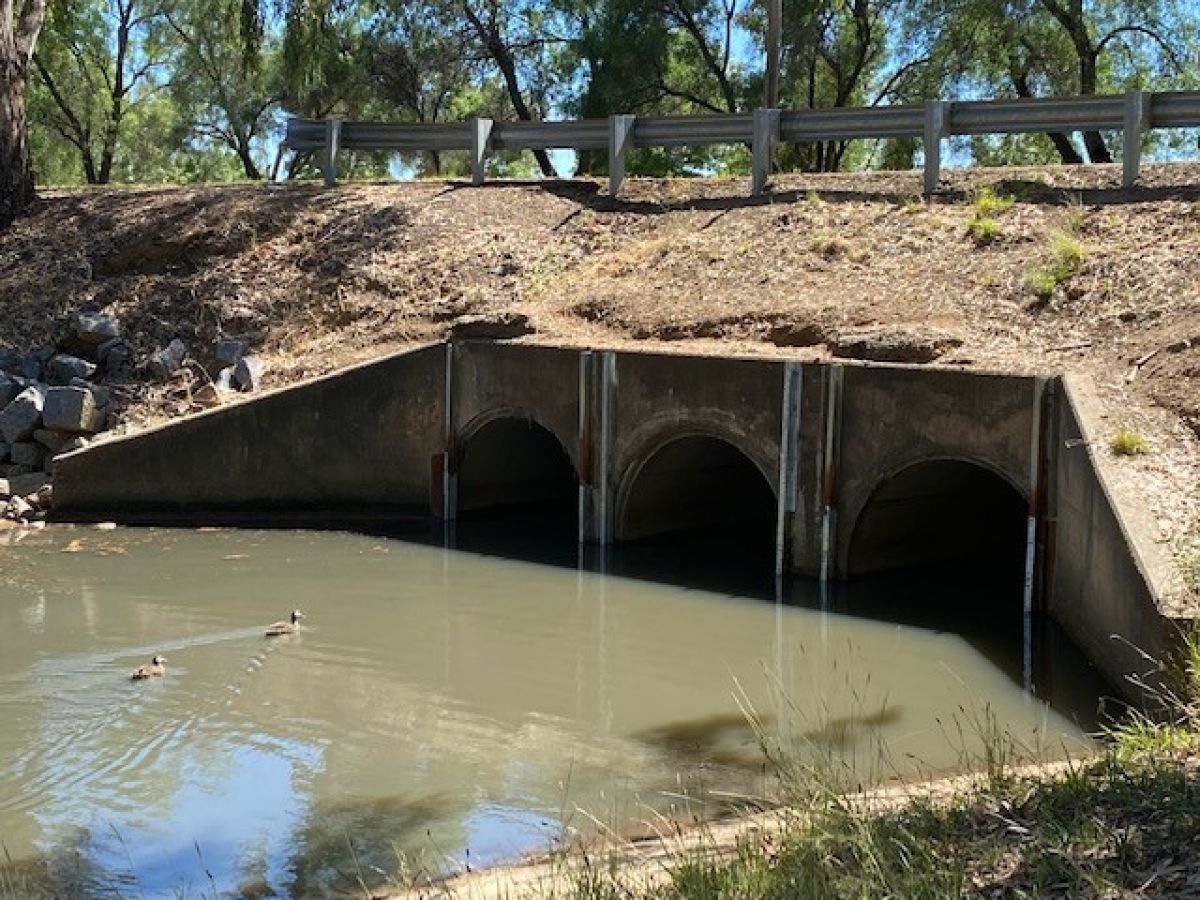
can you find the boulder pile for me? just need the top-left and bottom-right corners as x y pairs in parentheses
(0, 312), (267, 525)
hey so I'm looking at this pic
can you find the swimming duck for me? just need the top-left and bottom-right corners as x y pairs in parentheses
(265, 610), (305, 637)
(130, 655), (166, 680)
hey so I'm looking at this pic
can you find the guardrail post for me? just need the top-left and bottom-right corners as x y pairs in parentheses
(1123, 89), (1148, 189)
(608, 114), (636, 196)
(752, 108), (780, 195)
(923, 101), (949, 195)
(471, 117), (493, 186)
(322, 118), (342, 188)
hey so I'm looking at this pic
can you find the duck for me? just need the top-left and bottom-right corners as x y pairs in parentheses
(130, 655), (166, 680)
(265, 610), (305, 637)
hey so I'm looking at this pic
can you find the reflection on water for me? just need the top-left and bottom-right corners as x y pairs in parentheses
(0, 523), (1106, 897)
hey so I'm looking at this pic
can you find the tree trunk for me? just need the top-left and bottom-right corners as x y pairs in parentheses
(0, 57), (34, 226)
(763, 0), (780, 108)
(462, 2), (556, 178)
(235, 135), (261, 179)
(1078, 53), (1110, 163)
(1012, 71), (1084, 164)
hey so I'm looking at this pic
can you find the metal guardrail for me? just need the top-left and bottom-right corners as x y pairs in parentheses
(285, 89), (1200, 195)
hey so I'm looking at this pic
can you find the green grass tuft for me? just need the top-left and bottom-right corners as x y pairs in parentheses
(1109, 427), (1148, 456)
(1026, 230), (1086, 299)
(967, 215), (1002, 246)
(971, 186), (1015, 218)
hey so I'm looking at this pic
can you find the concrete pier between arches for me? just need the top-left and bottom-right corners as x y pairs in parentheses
(52, 341), (1178, 699)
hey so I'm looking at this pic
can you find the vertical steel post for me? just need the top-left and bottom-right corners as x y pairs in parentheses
(775, 361), (802, 577)
(752, 108), (780, 195)
(608, 115), (636, 197)
(923, 101), (949, 196)
(442, 342), (457, 522)
(818, 365), (843, 584)
(471, 118), (493, 186)
(322, 118), (342, 188)
(1022, 377), (1047, 694)
(596, 351), (617, 545)
(1123, 89), (1148, 189)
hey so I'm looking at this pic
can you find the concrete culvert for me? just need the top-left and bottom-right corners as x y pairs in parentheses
(618, 435), (776, 544)
(847, 459), (1028, 579)
(456, 417), (577, 519)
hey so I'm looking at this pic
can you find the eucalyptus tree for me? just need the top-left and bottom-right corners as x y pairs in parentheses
(32, 0), (174, 183)
(1, 0), (48, 224)
(914, 0), (1190, 163)
(165, 0), (279, 179)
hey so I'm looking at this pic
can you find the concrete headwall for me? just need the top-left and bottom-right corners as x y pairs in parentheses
(51, 341), (1180, 699)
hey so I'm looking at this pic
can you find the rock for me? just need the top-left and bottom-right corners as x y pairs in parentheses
(0, 440), (7, 463)
(42, 386), (105, 434)
(99, 338), (132, 374)
(767, 321), (829, 348)
(0, 347), (20, 375)
(70, 377), (110, 409)
(215, 339), (247, 367)
(447, 312), (535, 341)
(35, 484), (53, 508)
(45, 354), (97, 386)
(149, 338), (186, 380)
(6, 495), (32, 520)
(2, 473), (47, 501)
(33, 429), (68, 452)
(193, 383), (223, 408)
(233, 355), (265, 392)
(20, 349), (51, 381)
(0, 387), (45, 443)
(72, 312), (121, 347)
(0, 376), (19, 409)
(10, 442), (44, 469)
(0, 464), (34, 477)
(215, 367), (235, 391)
(829, 327), (963, 364)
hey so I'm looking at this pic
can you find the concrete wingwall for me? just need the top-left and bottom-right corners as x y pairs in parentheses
(1048, 376), (1183, 697)
(51, 341), (1181, 698)
(53, 343), (446, 524)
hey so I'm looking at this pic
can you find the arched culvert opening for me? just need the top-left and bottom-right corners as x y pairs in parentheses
(847, 459), (1027, 579)
(614, 435), (777, 593)
(455, 417), (578, 562)
(842, 459), (1030, 664)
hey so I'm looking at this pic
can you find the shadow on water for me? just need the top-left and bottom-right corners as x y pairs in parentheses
(387, 507), (1112, 734)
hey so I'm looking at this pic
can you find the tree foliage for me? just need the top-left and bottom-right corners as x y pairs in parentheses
(1, 0), (1197, 203)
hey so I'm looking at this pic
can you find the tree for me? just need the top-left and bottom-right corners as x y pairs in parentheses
(166, 0), (277, 179)
(1, 0), (49, 225)
(915, 0), (1188, 164)
(460, 0), (562, 175)
(33, 0), (171, 183)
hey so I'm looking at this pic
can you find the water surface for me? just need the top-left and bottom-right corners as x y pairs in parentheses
(0, 526), (1098, 897)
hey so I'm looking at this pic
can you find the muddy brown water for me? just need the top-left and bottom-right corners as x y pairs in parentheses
(0, 525), (1102, 897)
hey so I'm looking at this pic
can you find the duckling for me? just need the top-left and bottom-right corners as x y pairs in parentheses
(130, 654), (166, 680)
(265, 610), (305, 637)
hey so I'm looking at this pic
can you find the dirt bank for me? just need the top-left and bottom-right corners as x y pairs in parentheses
(1, 164), (1197, 605)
